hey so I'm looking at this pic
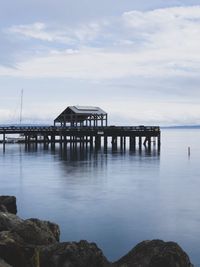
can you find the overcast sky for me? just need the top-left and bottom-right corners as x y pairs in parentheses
(0, 0), (200, 125)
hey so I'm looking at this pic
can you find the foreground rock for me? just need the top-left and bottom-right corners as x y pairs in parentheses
(0, 213), (59, 245)
(0, 196), (17, 214)
(0, 196), (194, 267)
(40, 240), (110, 267)
(0, 258), (12, 267)
(113, 239), (193, 267)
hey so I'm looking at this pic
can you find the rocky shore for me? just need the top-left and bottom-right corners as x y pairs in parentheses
(0, 196), (194, 267)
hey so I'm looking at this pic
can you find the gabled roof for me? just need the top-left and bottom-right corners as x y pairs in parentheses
(54, 106), (107, 122)
(69, 106), (107, 115)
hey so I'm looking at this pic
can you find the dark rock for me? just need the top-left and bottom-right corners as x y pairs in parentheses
(0, 212), (59, 246)
(0, 197), (17, 214)
(40, 240), (111, 267)
(0, 213), (23, 232)
(0, 205), (8, 213)
(13, 219), (58, 246)
(0, 212), (60, 267)
(0, 258), (12, 267)
(28, 218), (60, 242)
(0, 231), (39, 267)
(113, 239), (193, 267)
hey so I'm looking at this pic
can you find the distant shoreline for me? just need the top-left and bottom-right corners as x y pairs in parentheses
(161, 125), (200, 129)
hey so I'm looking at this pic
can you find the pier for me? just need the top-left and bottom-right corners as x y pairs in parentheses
(0, 106), (161, 151)
(0, 125), (160, 150)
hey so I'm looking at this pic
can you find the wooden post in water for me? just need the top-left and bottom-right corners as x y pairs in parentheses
(148, 136), (151, 150)
(98, 136), (101, 148)
(130, 136), (136, 150)
(60, 133), (63, 149)
(51, 135), (55, 144)
(95, 136), (101, 149)
(63, 134), (67, 145)
(188, 146), (191, 157)
(104, 136), (108, 150)
(85, 136), (88, 149)
(74, 136), (77, 149)
(81, 136), (84, 149)
(123, 136), (126, 150)
(3, 133), (5, 152)
(90, 136), (93, 148)
(120, 136), (123, 150)
(51, 135), (55, 150)
(158, 133), (161, 149)
(139, 136), (142, 150)
(143, 137), (148, 147)
(112, 136), (117, 150)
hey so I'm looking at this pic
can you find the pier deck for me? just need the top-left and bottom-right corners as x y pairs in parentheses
(0, 125), (161, 150)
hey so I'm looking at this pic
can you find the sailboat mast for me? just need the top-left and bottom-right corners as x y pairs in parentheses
(19, 89), (23, 125)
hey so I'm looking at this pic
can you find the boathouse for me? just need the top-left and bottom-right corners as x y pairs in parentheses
(54, 106), (108, 127)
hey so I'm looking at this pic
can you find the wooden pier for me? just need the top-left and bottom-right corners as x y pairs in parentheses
(0, 125), (161, 151)
(0, 106), (161, 151)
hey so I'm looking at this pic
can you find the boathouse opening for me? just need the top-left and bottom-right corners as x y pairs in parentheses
(54, 106), (108, 127)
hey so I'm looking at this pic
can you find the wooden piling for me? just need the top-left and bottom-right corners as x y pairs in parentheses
(188, 146), (190, 157)
(123, 136), (126, 150)
(112, 136), (117, 150)
(104, 136), (108, 149)
(139, 136), (142, 150)
(120, 136), (123, 150)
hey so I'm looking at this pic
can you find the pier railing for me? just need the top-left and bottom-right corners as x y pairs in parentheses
(0, 125), (160, 134)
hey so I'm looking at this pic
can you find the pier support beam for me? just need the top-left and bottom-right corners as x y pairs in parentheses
(158, 133), (161, 150)
(112, 136), (117, 150)
(143, 136), (151, 150)
(130, 136), (136, 150)
(148, 137), (151, 150)
(90, 136), (93, 148)
(104, 136), (108, 150)
(123, 136), (126, 150)
(143, 136), (151, 149)
(120, 136), (123, 150)
(139, 136), (142, 150)
(51, 135), (55, 149)
(51, 135), (55, 143)
(3, 133), (5, 152)
(95, 136), (101, 149)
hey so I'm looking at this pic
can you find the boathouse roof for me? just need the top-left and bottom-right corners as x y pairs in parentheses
(68, 106), (106, 115)
(54, 106), (107, 122)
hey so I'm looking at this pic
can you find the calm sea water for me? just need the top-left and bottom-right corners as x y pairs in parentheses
(0, 129), (200, 266)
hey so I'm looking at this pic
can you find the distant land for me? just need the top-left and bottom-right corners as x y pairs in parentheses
(161, 125), (200, 129)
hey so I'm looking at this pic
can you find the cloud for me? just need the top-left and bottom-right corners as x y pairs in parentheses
(8, 22), (72, 43)
(0, 47), (199, 80)
(2, 3), (200, 126)
(7, 21), (103, 45)
(122, 6), (200, 51)
(1, 6), (200, 80)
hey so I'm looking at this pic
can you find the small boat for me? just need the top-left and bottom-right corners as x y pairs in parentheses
(5, 135), (25, 143)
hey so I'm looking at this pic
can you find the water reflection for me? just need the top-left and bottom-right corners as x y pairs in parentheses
(0, 142), (160, 263)
(20, 142), (160, 161)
